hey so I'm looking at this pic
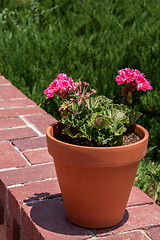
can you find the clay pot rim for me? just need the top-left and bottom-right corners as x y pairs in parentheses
(46, 123), (149, 150)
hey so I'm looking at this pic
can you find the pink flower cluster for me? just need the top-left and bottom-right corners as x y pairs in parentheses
(116, 68), (152, 91)
(44, 73), (75, 98)
(74, 81), (97, 99)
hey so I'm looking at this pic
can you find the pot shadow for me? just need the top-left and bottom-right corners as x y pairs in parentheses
(24, 192), (129, 236)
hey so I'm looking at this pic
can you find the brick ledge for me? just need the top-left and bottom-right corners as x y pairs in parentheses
(0, 76), (160, 240)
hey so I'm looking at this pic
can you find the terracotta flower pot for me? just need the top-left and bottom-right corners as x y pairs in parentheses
(46, 122), (149, 229)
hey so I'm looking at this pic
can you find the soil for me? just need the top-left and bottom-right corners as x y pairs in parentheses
(123, 132), (142, 146)
(56, 131), (142, 147)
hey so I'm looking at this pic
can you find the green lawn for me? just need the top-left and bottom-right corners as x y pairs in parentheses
(0, 0), (159, 204)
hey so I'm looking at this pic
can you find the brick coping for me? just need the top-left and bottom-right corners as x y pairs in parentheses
(0, 76), (160, 240)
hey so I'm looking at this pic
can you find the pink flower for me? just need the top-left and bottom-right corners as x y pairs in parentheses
(75, 92), (82, 96)
(116, 75), (126, 85)
(44, 73), (75, 98)
(116, 68), (152, 92)
(136, 79), (153, 91)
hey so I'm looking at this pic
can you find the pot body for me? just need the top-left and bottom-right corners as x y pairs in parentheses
(46, 122), (149, 229)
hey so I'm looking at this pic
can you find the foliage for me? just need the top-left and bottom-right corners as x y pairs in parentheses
(0, 0), (160, 102)
(61, 95), (135, 146)
(136, 91), (160, 161)
(135, 158), (160, 205)
(44, 72), (144, 146)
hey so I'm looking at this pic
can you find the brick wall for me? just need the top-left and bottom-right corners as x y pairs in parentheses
(0, 76), (160, 240)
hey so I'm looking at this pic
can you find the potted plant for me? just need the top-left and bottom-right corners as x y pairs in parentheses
(44, 69), (152, 229)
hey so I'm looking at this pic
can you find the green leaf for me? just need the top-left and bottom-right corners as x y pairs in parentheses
(105, 108), (129, 123)
(108, 134), (124, 146)
(62, 127), (82, 139)
(86, 96), (113, 112)
(89, 112), (112, 129)
(71, 102), (80, 113)
(111, 121), (127, 136)
(79, 124), (93, 140)
(127, 111), (142, 127)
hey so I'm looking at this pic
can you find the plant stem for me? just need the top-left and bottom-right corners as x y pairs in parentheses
(82, 99), (89, 114)
(122, 95), (127, 104)
(68, 107), (77, 115)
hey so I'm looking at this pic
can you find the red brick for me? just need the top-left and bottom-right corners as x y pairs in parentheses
(6, 211), (20, 240)
(0, 85), (26, 100)
(97, 231), (149, 239)
(93, 204), (160, 237)
(0, 75), (11, 85)
(22, 198), (92, 240)
(0, 181), (7, 225)
(0, 127), (38, 141)
(0, 142), (28, 169)
(127, 186), (154, 207)
(8, 179), (61, 222)
(146, 226), (160, 240)
(0, 106), (46, 118)
(0, 225), (6, 240)
(6, 225), (13, 240)
(0, 200), (4, 224)
(21, 212), (44, 240)
(0, 163), (56, 186)
(0, 117), (26, 129)
(0, 181), (6, 206)
(12, 136), (47, 151)
(7, 195), (20, 225)
(6, 212), (14, 240)
(23, 149), (53, 165)
(7, 180), (60, 239)
(23, 114), (57, 134)
(9, 179), (60, 206)
(0, 98), (36, 109)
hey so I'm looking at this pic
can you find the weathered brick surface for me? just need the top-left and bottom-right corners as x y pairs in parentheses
(0, 163), (56, 186)
(7, 180), (60, 240)
(0, 75), (11, 85)
(0, 142), (28, 169)
(93, 204), (160, 237)
(0, 200), (4, 224)
(0, 225), (6, 240)
(6, 226), (13, 240)
(0, 117), (26, 129)
(21, 211), (44, 240)
(0, 98), (36, 109)
(22, 198), (92, 240)
(8, 179), (60, 223)
(97, 231), (150, 239)
(0, 106), (46, 118)
(0, 181), (6, 206)
(127, 186), (154, 207)
(146, 227), (160, 240)
(6, 210), (20, 240)
(23, 114), (57, 134)
(8, 191), (20, 224)
(0, 84), (26, 100)
(23, 148), (53, 165)
(9, 179), (60, 206)
(0, 126), (38, 141)
(6, 210), (18, 240)
(12, 136), (47, 151)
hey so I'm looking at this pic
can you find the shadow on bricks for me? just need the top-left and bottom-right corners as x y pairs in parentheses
(23, 192), (60, 204)
(23, 192), (129, 235)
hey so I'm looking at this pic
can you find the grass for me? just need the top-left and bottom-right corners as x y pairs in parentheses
(134, 158), (160, 205)
(0, 0), (160, 204)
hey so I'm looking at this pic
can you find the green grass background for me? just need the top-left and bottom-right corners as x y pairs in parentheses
(0, 0), (159, 204)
